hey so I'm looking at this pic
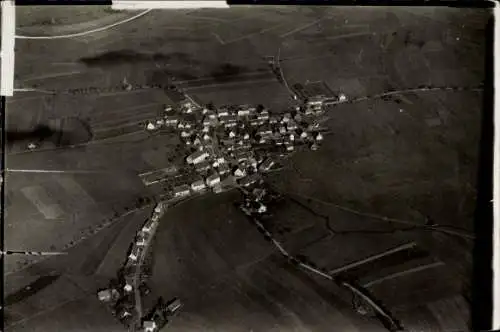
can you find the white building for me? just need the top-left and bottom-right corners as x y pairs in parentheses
(206, 173), (221, 187)
(142, 220), (155, 233)
(217, 108), (229, 117)
(173, 184), (191, 198)
(191, 179), (207, 192)
(98, 289), (112, 302)
(229, 130), (236, 138)
(143, 321), (157, 332)
(220, 114), (237, 124)
(316, 132), (324, 141)
(257, 110), (270, 120)
(202, 126), (210, 133)
(164, 115), (179, 126)
(27, 142), (38, 150)
(120, 310), (133, 319)
(307, 95), (327, 106)
(234, 167), (246, 178)
(187, 151), (209, 164)
(136, 235), (147, 246)
(257, 203), (267, 214)
(146, 122), (156, 131)
(338, 93), (347, 102)
(202, 118), (212, 127)
(250, 119), (260, 126)
(258, 126), (273, 137)
(238, 109), (251, 117)
(128, 246), (142, 261)
(181, 131), (191, 138)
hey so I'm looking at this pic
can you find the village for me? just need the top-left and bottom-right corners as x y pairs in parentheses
(146, 92), (336, 200)
(95, 89), (339, 331)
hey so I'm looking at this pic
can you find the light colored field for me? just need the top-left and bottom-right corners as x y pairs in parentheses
(5, 171), (150, 273)
(20, 186), (64, 220)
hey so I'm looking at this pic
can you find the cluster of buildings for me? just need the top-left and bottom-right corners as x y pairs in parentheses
(97, 203), (168, 330)
(144, 94), (332, 200)
(239, 184), (280, 218)
(141, 298), (183, 332)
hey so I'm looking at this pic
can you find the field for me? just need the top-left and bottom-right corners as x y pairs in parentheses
(148, 192), (388, 332)
(4, 5), (489, 332)
(4, 206), (152, 331)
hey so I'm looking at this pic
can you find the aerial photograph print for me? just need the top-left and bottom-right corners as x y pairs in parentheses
(1, 3), (492, 332)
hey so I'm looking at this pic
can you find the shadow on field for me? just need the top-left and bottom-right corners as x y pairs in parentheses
(209, 63), (250, 82)
(79, 49), (194, 67)
(5, 275), (61, 307)
(6, 118), (93, 150)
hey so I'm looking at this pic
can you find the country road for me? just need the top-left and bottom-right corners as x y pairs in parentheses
(132, 203), (165, 327)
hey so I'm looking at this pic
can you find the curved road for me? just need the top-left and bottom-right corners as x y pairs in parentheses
(16, 9), (152, 40)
